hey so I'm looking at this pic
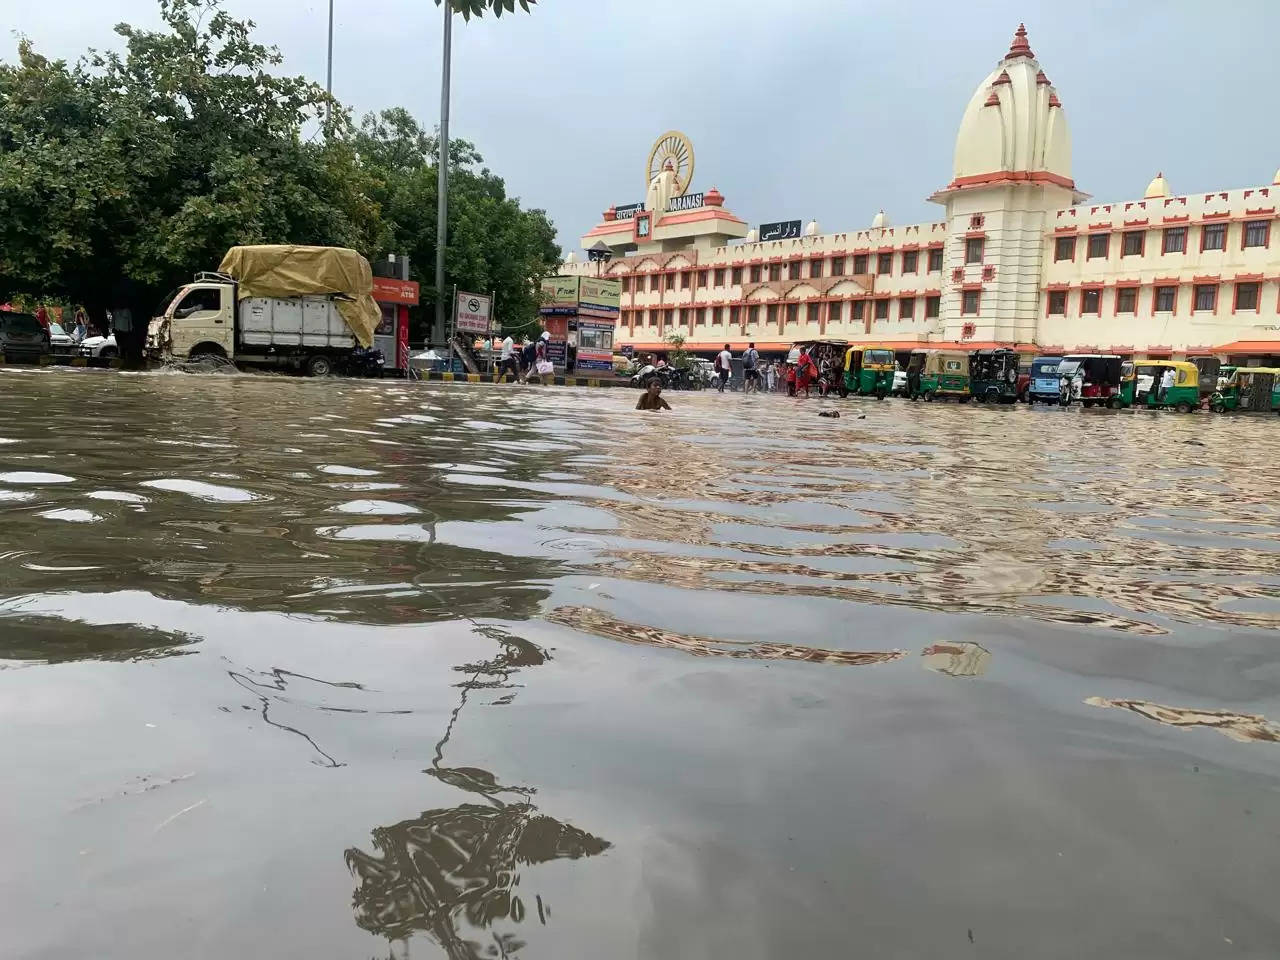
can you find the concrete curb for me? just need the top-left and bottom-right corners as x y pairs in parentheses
(416, 371), (629, 388)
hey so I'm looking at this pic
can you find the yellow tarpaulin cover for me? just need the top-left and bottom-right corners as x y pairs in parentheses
(218, 245), (380, 347)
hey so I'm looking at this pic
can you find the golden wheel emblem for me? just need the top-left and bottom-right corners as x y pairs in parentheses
(646, 130), (695, 197)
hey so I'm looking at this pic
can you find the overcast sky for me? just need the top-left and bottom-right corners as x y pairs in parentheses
(6, 0), (1280, 257)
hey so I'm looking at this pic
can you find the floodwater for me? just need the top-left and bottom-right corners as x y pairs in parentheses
(2, 369), (1280, 959)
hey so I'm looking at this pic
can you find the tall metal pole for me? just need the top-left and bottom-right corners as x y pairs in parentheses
(434, 2), (453, 347)
(325, 0), (334, 126)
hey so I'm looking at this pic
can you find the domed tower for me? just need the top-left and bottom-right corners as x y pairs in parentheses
(929, 24), (1087, 346)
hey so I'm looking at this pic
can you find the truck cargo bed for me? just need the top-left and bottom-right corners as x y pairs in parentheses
(239, 297), (356, 350)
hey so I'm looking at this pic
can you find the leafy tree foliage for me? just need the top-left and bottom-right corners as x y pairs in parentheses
(0, 0), (556, 353)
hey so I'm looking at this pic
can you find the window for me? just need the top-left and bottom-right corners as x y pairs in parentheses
(731, 267), (743, 284)
(1116, 287), (1138, 313)
(925, 295), (940, 318)
(645, 310), (655, 327)
(749, 265), (762, 283)
(903, 250), (919, 273)
(829, 301), (842, 322)
(1244, 220), (1270, 248)
(1236, 282), (1260, 311)
(697, 271), (708, 288)
(621, 276), (630, 293)
(663, 308), (673, 326)
(710, 307), (720, 325)
(1087, 233), (1109, 259)
(713, 268), (725, 286)
(1162, 226), (1187, 254)
(666, 273), (677, 291)
(1121, 231), (1144, 256)
(786, 302), (800, 324)
(649, 274), (659, 291)
(969, 214), (985, 229)
(696, 308), (707, 325)
(681, 272), (692, 290)
(831, 257), (845, 276)
(809, 259), (824, 278)
(743, 305), (754, 325)
(788, 260), (802, 280)
(1081, 288), (1101, 314)
(899, 297), (914, 320)
(853, 254), (869, 274)
(1155, 285), (1177, 312)
(876, 252), (892, 274)
(1193, 284), (1217, 312)
(1202, 223), (1226, 251)
(1054, 236), (1076, 261)
(852, 300), (866, 320)
(677, 308), (686, 326)
(965, 237), (985, 264)
(767, 304), (779, 325)
(874, 298), (890, 320)
(173, 287), (222, 317)
(769, 263), (782, 281)
(806, 303), (821, 324)
(961, 289), (980, 315)
(927, 248), (943, 272)
(1048, 290), (1067, 315)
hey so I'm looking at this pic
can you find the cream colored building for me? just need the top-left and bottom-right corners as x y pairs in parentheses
(560, 25), (1280, 362)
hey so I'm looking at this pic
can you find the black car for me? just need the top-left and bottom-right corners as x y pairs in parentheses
(0, 311), (50, 363)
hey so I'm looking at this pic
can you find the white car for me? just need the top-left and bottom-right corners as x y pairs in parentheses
(47, 323), (77, 357)
(893, 368), (908, 395)
(79, 333), (118, 359)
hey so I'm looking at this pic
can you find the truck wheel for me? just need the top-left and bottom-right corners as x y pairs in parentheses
(306, 355), (333, 378)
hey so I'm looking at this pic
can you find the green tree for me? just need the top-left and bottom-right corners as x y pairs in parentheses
(436, 0), (536, 20)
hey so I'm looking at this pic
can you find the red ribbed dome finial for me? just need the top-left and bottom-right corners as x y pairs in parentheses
(1006, 23), (1034, 60)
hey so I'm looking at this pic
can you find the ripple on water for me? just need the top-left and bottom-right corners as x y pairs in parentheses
(140, 479), (264, 503)
(0, 471), (74, 484)
(319, 465), (380, 477)
(316, 524), (435, 542)
(38, 508), (101, 523)
(330, 500), (422, 516)
(86, 491), (150, 504)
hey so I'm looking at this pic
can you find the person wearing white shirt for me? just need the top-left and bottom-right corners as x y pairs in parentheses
(715, 344), (733, 392)
(1159, 367), (1175, 401)
(498, 334), (517, 380)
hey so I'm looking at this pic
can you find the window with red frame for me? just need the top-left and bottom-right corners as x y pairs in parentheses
(927, 248), (943, 271)
(965, 236), (984, 263)
(732, 267), (743, 284)
(829, 301), (842, 322)
(1116, 288), (1138, 313)
(831, 257), (845, 276)
(902, 250), (918, 273)
(1054, 236), (1076, 261)
(1162, 227), (1187, 254)
(1047, 291), (1067, 315)
(1202, 223), (1226, 251)
(1154, 286), (1177, 311)
(925, 295), (940, 318)
(853, 254), (869, 274)
(899, 297), (914, 320)
(788, 261), (802, 281)
(809, 259), (824, 278)
(1087, 234), (1109, 259)
(769, 263), (782, 281)
(1081, 288), (1101, 314)
(1193, 284), (1217, 311)
(1236, 282), (1260, 310)
(806, 303), (821, 324)
(1121, 231), (1144, 256)
(961, 290), (980, 315)
(874, 299), (890, 320)
(876, 253), (892, 274)
(1244, 220), (1270, 248)
(852, 301), (866, 320)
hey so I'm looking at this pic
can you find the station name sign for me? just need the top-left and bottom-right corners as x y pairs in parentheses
(613, 192), (706, 219)
(758, 220), (802, 242)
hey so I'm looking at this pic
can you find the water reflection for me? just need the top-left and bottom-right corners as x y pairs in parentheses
(1085, 697), (1280, 743)
(921, 641), (991, 677)
(346, 627), (610, 958)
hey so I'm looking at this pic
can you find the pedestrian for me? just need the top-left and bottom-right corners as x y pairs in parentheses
(636, 380), (671, 411)
(796, 347), (815, 397)
(742, 342), (761, 393)
(765, 360), (777, 393)
(715, 343), (733, 392)
(72, 309), (88, 343)
(498, 332), (518, 380)
(1160, 366), (1175, 402)
(785, 362), (797, 396)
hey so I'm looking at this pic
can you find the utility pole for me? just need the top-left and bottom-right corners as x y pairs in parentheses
(435, 2), (453, 347)
(325, 0), (334, 126)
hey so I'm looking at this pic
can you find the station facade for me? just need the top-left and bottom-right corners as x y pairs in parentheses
(559, 25), (1280, 363)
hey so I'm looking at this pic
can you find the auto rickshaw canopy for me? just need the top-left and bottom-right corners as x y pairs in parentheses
(1134, 359), (1199, 387)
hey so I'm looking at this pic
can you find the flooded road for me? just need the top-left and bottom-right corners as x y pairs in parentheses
(2, 368), (1280, 959)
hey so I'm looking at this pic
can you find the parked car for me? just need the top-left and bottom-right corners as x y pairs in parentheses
(79, 333), (118, 359)
(47, 323), (76, 357)
(892, 365), (908, 395)
(0, 311), (50, 363)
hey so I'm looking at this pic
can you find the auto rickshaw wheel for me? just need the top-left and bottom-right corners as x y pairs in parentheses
(924, 392), (934, 402)
(1210, 401), (1225, 413)
(838, 384), (848, 398)
(1108, 397), (1122, 410)
(958, 396), (970, 404)
(1175, 401), (1192, 414)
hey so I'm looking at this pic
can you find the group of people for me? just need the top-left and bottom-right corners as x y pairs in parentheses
(495, 331), (555, 383)
(708, 343), (833, 398)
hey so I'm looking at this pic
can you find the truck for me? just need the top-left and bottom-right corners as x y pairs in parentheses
(146, 246), (381, 377)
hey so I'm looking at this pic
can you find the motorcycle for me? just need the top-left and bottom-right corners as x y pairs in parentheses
(338, 346), (386, 378)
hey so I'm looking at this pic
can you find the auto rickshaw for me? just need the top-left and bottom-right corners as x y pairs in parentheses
(969, 348), (1020, 403)
(1027, 355), (1063, 403)
(1058, 354), (1123, 407)
(915, 349), (971, 402)
(788, 338), (848, 396)
(1118, 360), (1201, 412)
(1188, 356), (1222, 402)
(1209, 367), (1280, 413)
(842, 345), (895, 398)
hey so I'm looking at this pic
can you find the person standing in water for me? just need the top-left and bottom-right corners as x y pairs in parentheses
(636, 380), (671, 410)
(715, 343), (733, 392)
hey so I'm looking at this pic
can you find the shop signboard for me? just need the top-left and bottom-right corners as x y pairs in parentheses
(578, 277), (621, 318)
(539, 276), (580, 315)
(455, 290), (492, 334)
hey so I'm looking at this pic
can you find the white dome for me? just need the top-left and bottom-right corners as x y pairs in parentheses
(1143, 172), (1169, 199)
(744, 228), (758, 243)
(804, 219), (820, 236)
(1271, 167), (1278, 186)
(870, 210), (889, 229)
(564, 250), (580, 264)
(950, 24), (1072, 188)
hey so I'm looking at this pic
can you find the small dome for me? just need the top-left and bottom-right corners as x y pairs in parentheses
(704, 187), (725, 207)
(1143, 172), (1169, 199)
(744, 228), (758, 243)
(805, 219), (820, 236)
(564, 250), (580, 265)
(871, 210), (889, 229)
(1272, 167), (1280, 186)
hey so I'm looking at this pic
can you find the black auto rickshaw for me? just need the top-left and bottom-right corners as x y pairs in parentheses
(969, 348), (1020, 403)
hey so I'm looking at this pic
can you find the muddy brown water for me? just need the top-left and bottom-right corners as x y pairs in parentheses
(2, 368), (1279, 959)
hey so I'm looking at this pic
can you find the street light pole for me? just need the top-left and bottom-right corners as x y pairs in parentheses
(325, 0), (334, 126)
(434, 2), (453, 348)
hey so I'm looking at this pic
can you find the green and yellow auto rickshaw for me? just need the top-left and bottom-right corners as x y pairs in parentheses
(914, 349), (971, 402)
(842, 345), (895, 398)
(1118, 360), (1201, 412)
(1209, 367), (1280, 413)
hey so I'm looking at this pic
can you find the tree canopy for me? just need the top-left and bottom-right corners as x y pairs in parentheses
(0, 0), (557, 340)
